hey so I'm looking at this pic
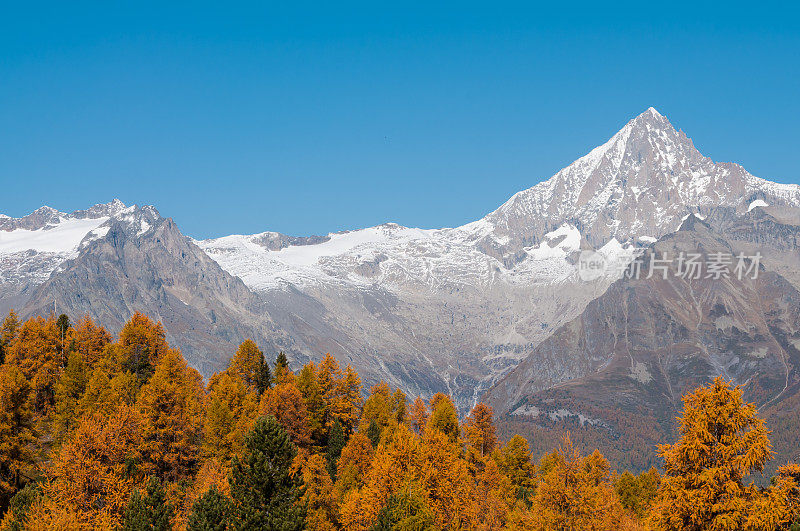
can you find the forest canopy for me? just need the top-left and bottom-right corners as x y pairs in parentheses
(0, 311), (798, 530)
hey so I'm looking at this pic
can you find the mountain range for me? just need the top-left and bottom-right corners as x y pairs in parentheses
(3, 107), (800, 469)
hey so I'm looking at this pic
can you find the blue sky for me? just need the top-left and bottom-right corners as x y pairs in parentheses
(1, 2), (798, 238)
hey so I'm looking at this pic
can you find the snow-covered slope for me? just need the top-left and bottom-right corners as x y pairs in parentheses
(0, 216), (110, 256)
(0, 200), (127, 286)
(200, 220), (633, 293)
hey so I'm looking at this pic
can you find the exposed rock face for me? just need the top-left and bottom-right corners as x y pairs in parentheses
(21, 205), (293, 376)
(486, 215), (800, 470)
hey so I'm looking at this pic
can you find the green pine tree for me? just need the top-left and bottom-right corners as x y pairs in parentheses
(366, 418), (381, 448)
(370, 484), (436, 531)
(326, 420), (346, 479)
(229, 415), (306, 530)
(257, 352), (272, 395)
(275, 352), (289, 372)
(55, 314), (71, 367)
(122, 476), (174, 531)
(3, 482), (41, 530)
(187, 485), (231, 531)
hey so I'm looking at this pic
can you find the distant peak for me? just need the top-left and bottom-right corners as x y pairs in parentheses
(628, 107), (668, 126)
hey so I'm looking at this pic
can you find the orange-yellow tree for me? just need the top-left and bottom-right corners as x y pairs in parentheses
(6, 315), (60, 412)
(136, 348), (204, 482)
(71, 315), (111, 367)
(464, 402), (499, 477)
(297, 452), (338, 530)
(474, 458), (515, 530)
(492, 434), (536, 502)
(0, 363), (36, 509)
(650, 377), (778, 530)
(335, 432), (374, 496)
(119, 312), (170, 384)
(530, 436), (626, 529)
(339, 424), (422, 529)
(335, 364), (363, 434)
(409, 395), (428, 435)
(260, 379), (313, 448)
(203, 371), (258, 464)
(32, 405), (144, 528)
(228, 339), (269, 394)
(0, 310), (20, 365)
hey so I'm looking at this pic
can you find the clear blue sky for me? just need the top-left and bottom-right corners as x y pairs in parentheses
(2, 2), (798, 238)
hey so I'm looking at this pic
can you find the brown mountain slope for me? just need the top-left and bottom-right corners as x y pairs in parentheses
(486, 214), (800, 471)
(22, 206), (294, 376)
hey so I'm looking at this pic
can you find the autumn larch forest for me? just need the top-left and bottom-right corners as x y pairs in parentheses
(0, 310), (798, 530)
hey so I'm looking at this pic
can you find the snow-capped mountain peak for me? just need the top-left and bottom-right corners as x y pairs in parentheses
(0, 200), (162, 286)
(479, 108), (800, 252)
(644, 106), (662, 117)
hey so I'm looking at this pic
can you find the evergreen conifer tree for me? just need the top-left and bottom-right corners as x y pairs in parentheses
(55, 314), (71, 365)
(366, 418), (381, 448)
(122, 476), (174, 531)
(275, 352), (289, 371)
(3, 482), (41, 529)
(326, 419), (346, 478)
(229, 415), (305, 530)
(187, 485), (231, 531)
(257, 353), (271, 395)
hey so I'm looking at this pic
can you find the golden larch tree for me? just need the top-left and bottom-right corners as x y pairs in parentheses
(492, 434), (536, 498)
(336, 364), (363, 434)
(7, 315), (60, 412)
(71, 315), (112, 367)
(297, 451), (338, 530)
(228, 339), (265, 392)
(409, 395), (428, 435)
(203, 370), (259, 464)
(31, 404), (144, 528)
(119, 312), (170, 382)
(650, 377), (786, 530)
(340, 423), (423, 529)
(531, 435), (626, 530)
(136, 348), (204, 482)
(335, 432), (375, 496)
(0, 310), (20, 364)
(426, 394), (459, 443)
(259, 379), (313, 448)
(0, 363), (36, 508)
